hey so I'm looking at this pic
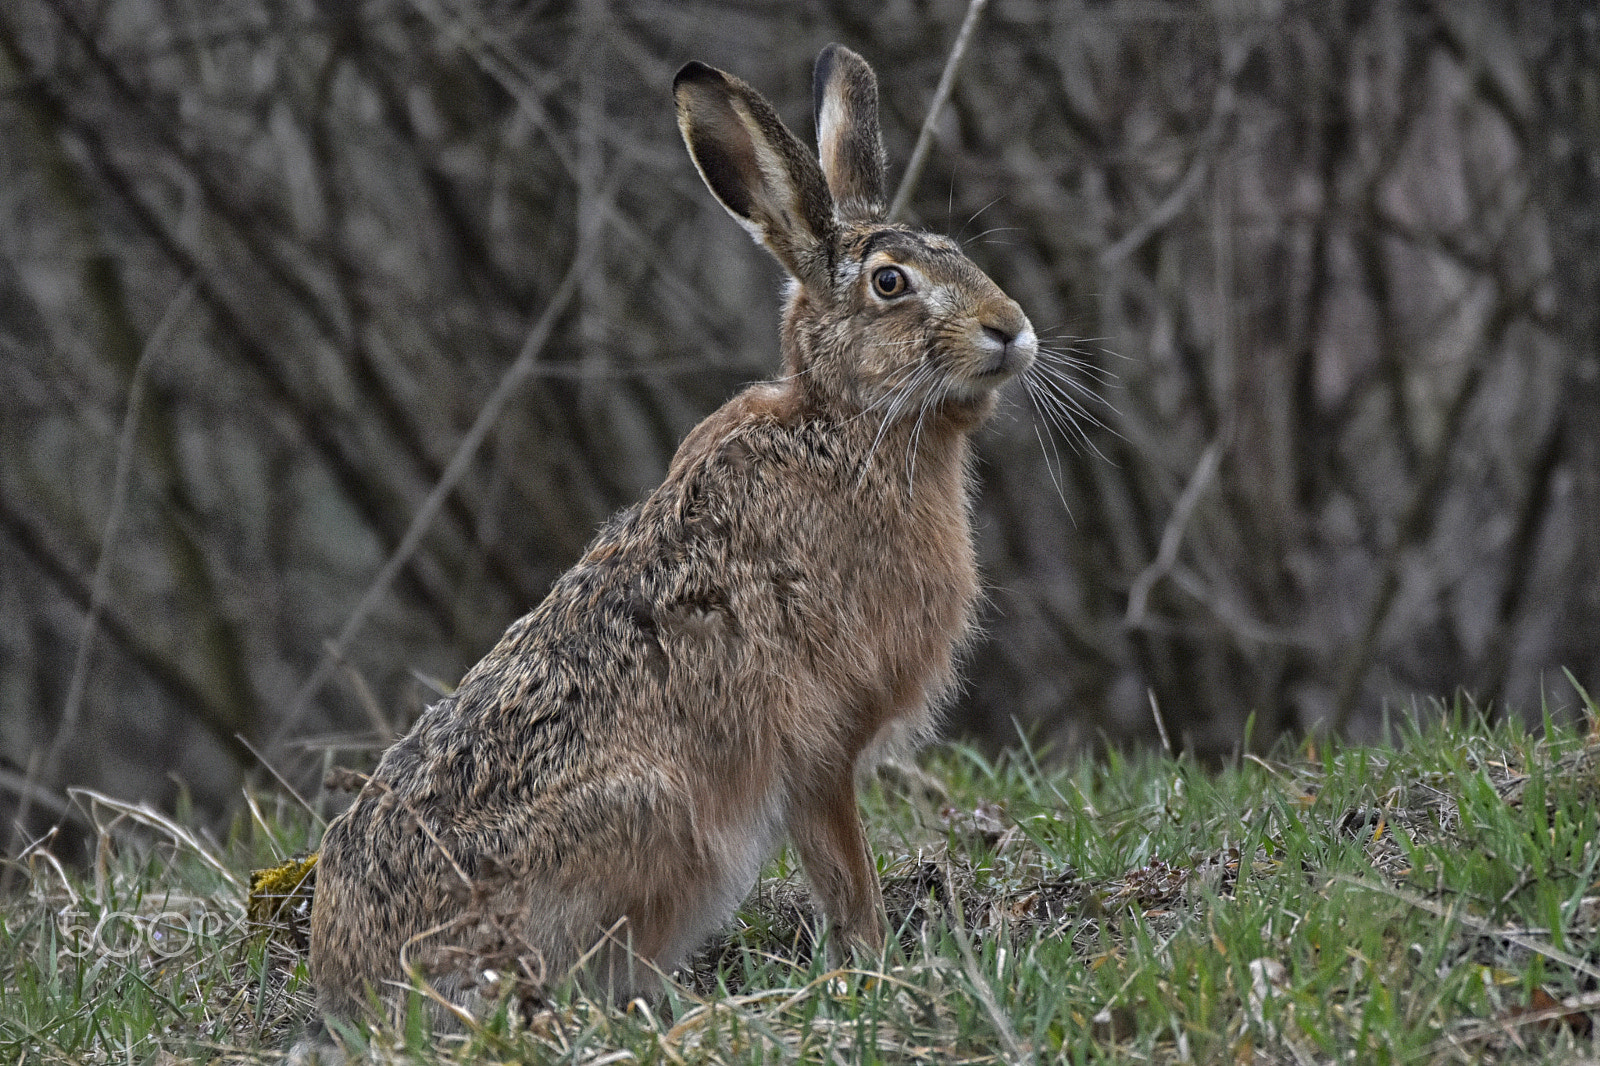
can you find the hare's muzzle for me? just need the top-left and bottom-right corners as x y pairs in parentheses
(974, 315), (1037, 382)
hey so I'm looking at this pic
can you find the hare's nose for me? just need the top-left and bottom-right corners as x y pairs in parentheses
(980, 317), (1036, 357)
(982, 324), (1016, 348)
(979, 300), (1034, 354)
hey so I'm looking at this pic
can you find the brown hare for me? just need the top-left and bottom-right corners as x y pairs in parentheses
(308, 43), (1037, 1024)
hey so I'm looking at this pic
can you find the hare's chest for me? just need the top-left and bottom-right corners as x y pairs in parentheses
(723, 789), (788, 895)
(875, 508), (980, 647)
(661, 785), (787, 966)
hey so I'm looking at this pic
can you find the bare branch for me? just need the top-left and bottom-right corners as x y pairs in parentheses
(275, 219), (610, 745)
(44, 282), (196, 785)
(1125, 438), (1223, 632)
(888, 0), (990, 222)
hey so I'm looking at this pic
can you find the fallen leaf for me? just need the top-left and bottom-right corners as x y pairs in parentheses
(1501, 986), (1595, 1036)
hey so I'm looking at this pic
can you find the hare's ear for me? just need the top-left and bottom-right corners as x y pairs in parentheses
(812, 44), (887, 221)
(675, 61), (837, 286)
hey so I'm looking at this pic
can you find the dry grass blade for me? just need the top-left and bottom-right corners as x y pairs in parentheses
(66, 787), (242, 892)
(6, 712), (1600, 1061)
(1329, 873), (1600, 985)
(940, 856), (1027, 1064)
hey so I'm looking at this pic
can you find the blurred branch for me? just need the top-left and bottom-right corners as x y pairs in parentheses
(888, 0), (990, 222)
(1168, 567), (1317, 650)
(1125, 438), (1223, 631)
(1327, 285), (1530, 736)
(0, 496), (238, 759)
(43, 0), (366, 345)
(0, 766), (82, 827)
(1, 0), (1591, 798)
(341, 26), (534, 311)
(303, 39), (542, 610)
(410, 0), (583, 177)
(1099, 33), (1244, 268)
(21, 1), (467, 634)
(45, 0), (559, 629)
(61, 102), (460, 634)
(2, 14), (262, 748)
(275, 199), (613, 744)
(1474, 412), (1567, 706)
(36, 282), (196, 804)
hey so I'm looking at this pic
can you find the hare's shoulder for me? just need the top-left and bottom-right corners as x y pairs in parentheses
(666, 383), (849, 477)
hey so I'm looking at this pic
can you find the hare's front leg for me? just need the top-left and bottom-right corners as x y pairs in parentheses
(789, 774), (887, 957)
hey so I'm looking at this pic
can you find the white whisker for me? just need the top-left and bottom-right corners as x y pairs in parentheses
(849, 358), (923, 424)
(768, 364), (820, 384)
(1032, 418), (1073, 517)
(1035, 347), (1120, 387)
(1029, 366), (1112, 431)
(906, 390), (935, 496)
(1020, 346), (1121, 469)
(956, 195), (1005, 242)
(965, 225), (1021, 244)
(1032, 383), (1100, 458)
(856, 361), (937, 489)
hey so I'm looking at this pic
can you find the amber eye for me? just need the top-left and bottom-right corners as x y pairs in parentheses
(871, 265), (911, 298)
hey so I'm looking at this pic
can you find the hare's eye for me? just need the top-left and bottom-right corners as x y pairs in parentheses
(871, 265), (911, 298)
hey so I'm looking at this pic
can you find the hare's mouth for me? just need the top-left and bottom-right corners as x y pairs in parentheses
(941, 356), (1031, 406)
(979, 347), (1027, 378)
(965, 342), (1035, 388)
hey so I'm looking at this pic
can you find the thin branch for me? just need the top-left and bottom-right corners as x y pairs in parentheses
(233, 734), (322, 826)
(1100, 154), (1211, 270)
(7, 281), (196, 855)
(1167, 567), (1318, 649)
(0, 497), (225, 739)
(307, 37), (542, 610)
(888, 0), (990, 222)
(68, 788), (244, 891)
(68, 115), (459, 633)
(19, 11), (463, 634)
(45, 283), (196, 790)
(1474, 412), (1567, 705)
(274, 219), (610, 745)
(0, 767), (84, 827)
(1099, 38), (1244, 269)
(1125, 438), (1223, 631)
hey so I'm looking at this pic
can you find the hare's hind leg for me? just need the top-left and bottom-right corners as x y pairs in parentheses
(512, 768), (726, 998)
(789, 774), (887, 958)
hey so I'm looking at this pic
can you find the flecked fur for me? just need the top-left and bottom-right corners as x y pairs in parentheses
(308, 43), (1037, 1024)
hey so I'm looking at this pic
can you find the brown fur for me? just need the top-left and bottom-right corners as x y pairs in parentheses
(308, 43), (1037, 1024)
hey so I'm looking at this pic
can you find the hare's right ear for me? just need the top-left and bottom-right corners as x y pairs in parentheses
(813, 45), (887, 220)
(675, 62), (837, 287)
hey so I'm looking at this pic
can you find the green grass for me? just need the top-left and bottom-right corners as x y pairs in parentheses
(6, 699), (1600, 1063)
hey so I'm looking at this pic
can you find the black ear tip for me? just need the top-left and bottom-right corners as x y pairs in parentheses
(674, 61), (724, 91)
(813, 44), (858, 125)
(813, 43), (853, 86)
(816, 43), (865, 71)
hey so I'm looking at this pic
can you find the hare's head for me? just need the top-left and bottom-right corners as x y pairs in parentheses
(675, 45), (1036, 424)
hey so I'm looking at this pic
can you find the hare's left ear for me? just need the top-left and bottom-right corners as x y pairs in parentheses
(813, 44), (887, 221)
(676, 61), (837, 287)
